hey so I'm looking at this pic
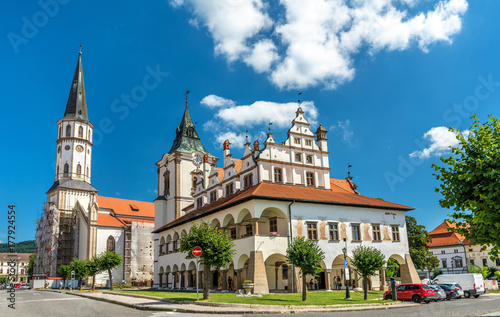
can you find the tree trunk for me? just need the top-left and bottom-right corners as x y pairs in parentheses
(78, 278), (82, 291)
(363, 277), (368, 300)
(203, 264), (210, 300)
(109, 269), (113, 291)
(302, 273), (307, 301)
(92, 275), (96, 291)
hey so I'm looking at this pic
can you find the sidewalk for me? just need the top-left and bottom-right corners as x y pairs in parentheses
(43, 289), (418, 314)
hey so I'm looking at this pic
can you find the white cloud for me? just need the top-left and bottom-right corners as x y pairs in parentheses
(214, 131), (249, 149)
(331, 119), (354, 144)
(409, 126), (463, 159)
(200, 94), (235, 108)
(170, 0), (468, 89)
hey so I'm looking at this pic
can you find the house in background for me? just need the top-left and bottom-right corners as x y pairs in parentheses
(0, 253), (30, 284)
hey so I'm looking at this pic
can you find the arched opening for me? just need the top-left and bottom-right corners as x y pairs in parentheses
(165, 265), (171, 288)
(78, 126), (83, 137)
(166, 234), (172, 254)
(332, 254), (354, 290)
(59, 126), (62, 138)
(173, 232), (179, 252)
(188, 261), (197, 288)
(64, 163), (69, 175)
(56, 165), (59, 177)
(76, 164), (82, 175)
(159, 236), (165, 256)
(172, 265), (179, 289)
(223, 214), (236, 239)
(258, 207), (288, 237)
(210, 219), (221, 230)
(180, 263), (187, 288)
(237, 209), (253, 238)
(265, 253), (289, 291)
(163, 171), (170, 196)
(66, 125), (71, 137)
(106, 236), (115, 252)
(159, 266), (164, 288)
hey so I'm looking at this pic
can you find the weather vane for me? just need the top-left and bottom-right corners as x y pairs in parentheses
(79, 43), (82, 54)
(298, 91), (302, 105)
(348, 163), (352, 178)
(268, 122), (273, 133)
(185, 89), (191, 107)
(245, 130), (249, 143)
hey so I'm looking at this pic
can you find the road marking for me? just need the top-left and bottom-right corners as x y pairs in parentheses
(17, 297), (85, 304)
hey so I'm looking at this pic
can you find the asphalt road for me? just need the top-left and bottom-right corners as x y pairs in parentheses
(3, 289), (500, 317)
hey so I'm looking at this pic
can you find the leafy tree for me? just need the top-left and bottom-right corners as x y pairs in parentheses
(432, 268), (443, 278)
(0, 276), (6, 284)
(385, 258), (400, 278)
(58, 264), (71, 284)
(487, 266), (498, 279)
(432, 115), (500, 259)
(99, 251), (122, 291)
(285, 237), (325, 301)
(351, 245), (386, 300)
(406, 216), (438, 270)
(179, 220), (235, 300)
(424, 252), (440, 280)
(26, 253), (35, 281)
(87, 256), (103, 291)
(69, 258), (89, 290)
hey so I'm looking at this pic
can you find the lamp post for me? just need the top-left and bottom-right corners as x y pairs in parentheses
(342, 238), (351, 299)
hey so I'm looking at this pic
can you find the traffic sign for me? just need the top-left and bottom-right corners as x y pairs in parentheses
(192, 246), (202, 257)
(344, 260), (348, 269)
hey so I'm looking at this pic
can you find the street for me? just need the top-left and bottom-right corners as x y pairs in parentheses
(4, 290), (500, 317)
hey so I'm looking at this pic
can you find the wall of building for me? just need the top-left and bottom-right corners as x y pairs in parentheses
(130, 222), (154, 283)
(429, 245), (468, 274)
(95, 227), (124, 285)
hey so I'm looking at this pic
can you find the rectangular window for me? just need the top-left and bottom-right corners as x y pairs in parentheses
(442, 259), (447, 268)
(391, 225), (400, 241)
(307, 222), (318, 240)
(246, 225), (253, 236)
(352, 225), (360, 241)
(305, 140), (312, 146)
(482, 258), (488, 266)
(282, 265), (288, 279)
(469, 248), (473, 252)
(306, 172), (314, 186)
(470, 259), (475, 266)
(455, 258), (463, 268)
(295, 153), (301, 162)
(197, 197), (203, 208)
(441, 250), (446, 254)
(329, 223), (339, 240)
(269, 218), (278, 233)
(244, 174), (253, 188)
(306, 156), (312, 164)
(454, 249), (458, 253)
(294, 137), (300, 144)
(372, 224), (381, 241)
(226, 183), (234, 195)
(230, 228), (236, 239)
(210, 191), (217, 203)
(274, 168), (282, 182)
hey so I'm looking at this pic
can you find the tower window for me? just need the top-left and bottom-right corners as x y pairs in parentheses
(58, 146), (61, 153)
(244, 174), (253, 188)
(295, 154), (301, 162)
(306, 172), (314, 186)
(56, 165), (59, 176)
(66, 125), (71, 137)
(86, 167), (89, 176)
(106, 236), (115, 252)
(64, 163), (69, 174)
(164, 171), (170, 196)
(76, 164), (82, 175)
(78, 126), (83, 137)
(274, 168), (282, 183)
(306, 156), (312, 164)
(59, 126), (62, 138)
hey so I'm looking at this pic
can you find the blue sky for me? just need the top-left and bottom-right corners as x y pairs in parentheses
(1, 0), (499, 243)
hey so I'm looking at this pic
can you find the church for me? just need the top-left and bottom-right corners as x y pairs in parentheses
(34, 50), (155, 286)
(152, 100), (421, 293)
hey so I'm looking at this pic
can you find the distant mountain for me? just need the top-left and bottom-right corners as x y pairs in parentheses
(0, 240), (35, 253)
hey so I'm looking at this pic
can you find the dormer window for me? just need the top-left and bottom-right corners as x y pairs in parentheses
(210, 191), (217, 203)
(226, 183), (234, 196)
(295, 154), (301, 162)
(244, 174), (253, 188)
(197, 197), (203, 208)
(306, 156), (313, 164)
(305, 139), (312, 146)
(274, 168), (282, 183)
(294, 138), (300, 144)
(306, 172), (314, 186)
(187, 127), (194, 138)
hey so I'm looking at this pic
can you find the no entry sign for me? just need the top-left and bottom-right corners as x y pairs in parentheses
(192, 246), (202, 257)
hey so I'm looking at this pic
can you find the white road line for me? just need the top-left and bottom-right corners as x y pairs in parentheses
(17, 297), (85, 304)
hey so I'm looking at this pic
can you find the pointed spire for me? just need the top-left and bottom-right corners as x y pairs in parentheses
(63, 48), (89, 121)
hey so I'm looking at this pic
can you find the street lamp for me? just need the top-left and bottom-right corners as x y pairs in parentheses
(342, 238), (351, 299)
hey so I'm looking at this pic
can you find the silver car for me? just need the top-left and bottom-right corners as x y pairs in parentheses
(439, 283), (464, 298)
(429, 285), (446, 301)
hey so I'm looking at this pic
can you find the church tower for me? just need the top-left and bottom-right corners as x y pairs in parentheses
(38, 49), (99, 276)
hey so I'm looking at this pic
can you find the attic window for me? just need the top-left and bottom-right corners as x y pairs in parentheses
(129, 204), (139, 211)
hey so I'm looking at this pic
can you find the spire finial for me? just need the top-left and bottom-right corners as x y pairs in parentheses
(347, 163), (352, 178)
(245, 130), (249, 143)
(298, 91), (302, 110)
(268, 122), (273, 133)
(185, 89), (191, 108)
(79, 43), (82, 55)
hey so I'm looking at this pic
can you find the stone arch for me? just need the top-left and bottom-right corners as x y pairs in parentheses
(211, 218), (221, 229)
(188, 261), (196, 271)
(181, 229), (187, 237)
(180, 263), (187, 271)
(166, 234), (172, 243)
(237, 208), (252, 223)
(159, 236), (165, 255)
(236, 254), (250, 270)
(222, 214), (235, 227)
(173, 264), (179, 272)
(258, 207), (289, 236)
(388, 254), (405, 265)
(331, 254), (354, 290)
(159, 266), (164, 274)
(173, 232), (179, 240)
(265, 253), (289, 291)
(165, 265), (171, 273)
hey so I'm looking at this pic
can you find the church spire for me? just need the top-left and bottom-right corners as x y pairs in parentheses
(63, 47), (89, 121)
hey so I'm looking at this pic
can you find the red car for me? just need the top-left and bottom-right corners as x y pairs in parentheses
(384, 283), (435, 303)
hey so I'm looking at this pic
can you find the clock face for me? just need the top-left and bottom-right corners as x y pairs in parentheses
(193, 154), (202, 167)
(76, 145), (84, 152)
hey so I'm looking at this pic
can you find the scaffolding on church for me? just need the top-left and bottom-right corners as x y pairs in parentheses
(34, 202), (60, 277)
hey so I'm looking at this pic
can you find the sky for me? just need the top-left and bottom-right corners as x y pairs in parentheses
(1, 0), (499, 244)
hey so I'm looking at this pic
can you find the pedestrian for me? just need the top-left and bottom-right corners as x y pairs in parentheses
(309, 278), (314, 290)
(59, 281), (63, 290)
(228, 276), (232, 291)
(314, 278), (319, 290)
(336, 276), (341, 290)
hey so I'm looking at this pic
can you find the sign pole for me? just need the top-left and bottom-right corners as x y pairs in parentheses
(196, 257), (199, 301)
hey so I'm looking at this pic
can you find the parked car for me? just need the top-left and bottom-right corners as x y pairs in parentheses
(429, 285), (446, 301)
(437, 283), (464, 298)
(384, 283), (435, 303)
(433, 274), (484, 298)
(438, 284), (460, 300)
(20, 284), (29, 289)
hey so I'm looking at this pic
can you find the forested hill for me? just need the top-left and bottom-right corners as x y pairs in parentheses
(0, 240), (35, 253)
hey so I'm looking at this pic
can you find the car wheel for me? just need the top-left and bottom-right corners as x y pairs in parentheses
(457, 296), (461, 299)
(424, 300), (430, 304)
(412, 295), (422, 303)
(464, 291), (470, 298)
(433, 299), (438, 302)
(385, 295), (392, 300)
(446, 298), (451, 301)
(473, 295), (480, 298)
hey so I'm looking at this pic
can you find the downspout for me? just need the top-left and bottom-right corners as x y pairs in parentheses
(123, 226), (126, 282)
(288, 200), (295, 292)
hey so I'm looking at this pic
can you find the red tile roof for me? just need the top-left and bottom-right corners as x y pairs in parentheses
(233, 159), (243, 173)
(427, 221), (467, 247)
(216, 168), (224, 182)
(97, 213), (125, 227)
(153, 178), (413, 233)
(97, 196), (155, 227)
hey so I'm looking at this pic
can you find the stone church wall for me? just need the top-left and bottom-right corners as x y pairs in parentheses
(130, 222), (154, 283)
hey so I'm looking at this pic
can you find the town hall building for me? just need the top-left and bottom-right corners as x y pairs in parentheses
(152, 100), (420, 293)
(34, 50), (155, 286)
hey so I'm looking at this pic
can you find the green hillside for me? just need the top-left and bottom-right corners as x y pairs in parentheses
(0, 240), (35, 253)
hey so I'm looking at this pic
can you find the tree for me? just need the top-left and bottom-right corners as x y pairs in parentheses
(424, 252), (440, 280)
(285, 237), (325, 301)
(58, 264), (71, 286)
(406, 216), (438, 270)
(351, 245), (386, 300)
(385, 258), (400, 278)
(69, 258), (89, 290)
(179, 220), (235, 300)
(432, 115), (500, 259)
(26, 252), (35, 281)
(87, 256), (103, 291)
(99, 251), (122, 291)
(0, 276), (6, 284)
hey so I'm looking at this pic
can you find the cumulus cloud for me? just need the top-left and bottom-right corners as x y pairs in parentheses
(201, 94), (319, 148)
(409, 126), (465, 159)
(170, 0), (468, 89)
(331, 119), (354, 144)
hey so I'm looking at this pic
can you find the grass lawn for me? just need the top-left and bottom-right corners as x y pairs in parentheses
(489, 289), (500, 293)
(112, 290), (384, 306)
